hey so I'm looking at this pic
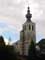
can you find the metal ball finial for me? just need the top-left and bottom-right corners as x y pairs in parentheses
(26, 6), (32, 22)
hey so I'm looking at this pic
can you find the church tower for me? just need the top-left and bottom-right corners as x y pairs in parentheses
(20, 6), (36, 56)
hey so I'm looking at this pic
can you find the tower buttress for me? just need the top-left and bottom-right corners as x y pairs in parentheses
(20, 6), (36, 56)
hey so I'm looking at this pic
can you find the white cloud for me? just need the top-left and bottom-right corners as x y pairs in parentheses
(0, 0), (45, 43)
(4, 38), (9, 45)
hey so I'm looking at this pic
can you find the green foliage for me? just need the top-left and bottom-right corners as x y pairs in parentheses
(4, 45), (18, 60)
(0, 36), (18, 60)
(0, 36), (5, 46)
(0, 45), (17, 60)
(28, 40), (36, 60)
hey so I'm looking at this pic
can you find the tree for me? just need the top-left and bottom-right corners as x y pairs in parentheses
(0, 36), (5, 46)
(5, 45), (18, 60)
(0, 36), (18, 60)
(28, 40), (36, 60)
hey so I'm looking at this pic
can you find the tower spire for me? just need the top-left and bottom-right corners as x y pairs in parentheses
(26, 6), (32, 22)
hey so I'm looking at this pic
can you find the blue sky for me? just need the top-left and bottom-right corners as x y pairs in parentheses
(0, 19), (20, 44)
(0, 0), (45, 44)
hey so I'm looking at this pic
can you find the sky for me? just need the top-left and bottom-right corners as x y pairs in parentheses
(0, 0), (45, 44)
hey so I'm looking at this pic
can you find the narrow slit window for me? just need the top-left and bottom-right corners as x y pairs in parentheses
(29, 25), (31, 30)
(32, 25), (34, 30)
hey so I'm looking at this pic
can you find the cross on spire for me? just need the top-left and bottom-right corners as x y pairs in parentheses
(26, 6), (32, 22)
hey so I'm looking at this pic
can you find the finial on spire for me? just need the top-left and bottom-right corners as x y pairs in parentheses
(26, 6), (32, 22)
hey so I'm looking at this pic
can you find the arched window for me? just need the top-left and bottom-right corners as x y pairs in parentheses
(32, 25), (34, 30)
(29, 25), (31, 30)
